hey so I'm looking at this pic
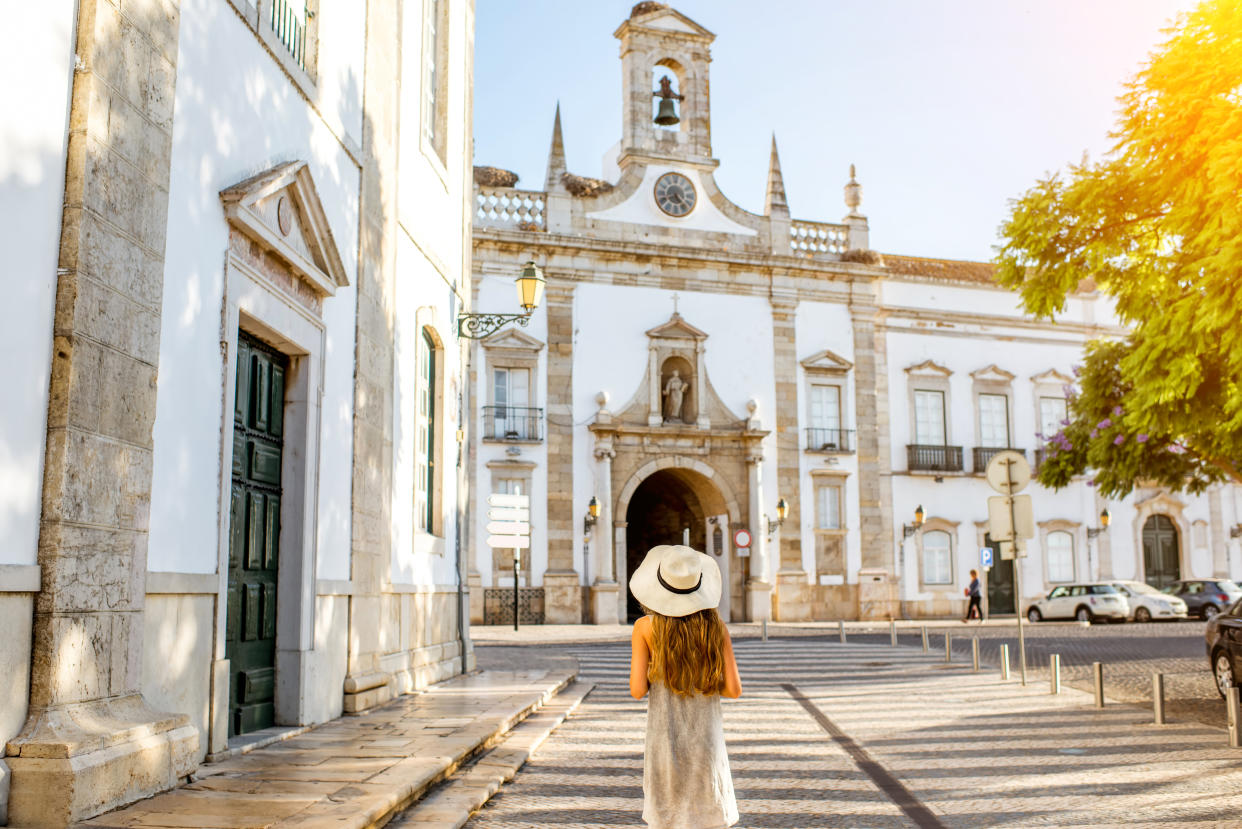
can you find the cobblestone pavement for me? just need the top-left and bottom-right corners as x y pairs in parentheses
(465, 636), (1242, 828)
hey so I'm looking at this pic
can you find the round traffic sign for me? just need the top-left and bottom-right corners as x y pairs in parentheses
(733, 528), (752, 549)
(985, 450), (1032, 495)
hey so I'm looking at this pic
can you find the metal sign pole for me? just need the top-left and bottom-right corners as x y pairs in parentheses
(513, 549), (519, 632)
(1006, 460), (1028, 686)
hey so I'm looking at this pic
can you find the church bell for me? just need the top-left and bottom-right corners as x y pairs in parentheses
(654, 97), (680, 126)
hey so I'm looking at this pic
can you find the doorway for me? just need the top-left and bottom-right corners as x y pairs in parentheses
(225, 332), (286, 736)
(984, 533), (1015, 615)
(1143, 515), (1181, 590)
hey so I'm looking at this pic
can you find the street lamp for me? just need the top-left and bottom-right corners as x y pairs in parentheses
(457, 261), (546, 339)
(765, 497), (788, 539)
(902, 504), (925, 539)
(583, 496), (600, 537)
(1087, 508), (1111, 540)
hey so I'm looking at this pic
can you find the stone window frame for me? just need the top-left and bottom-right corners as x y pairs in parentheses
(970, 365), (1017, 452)
(1038, 519), (1082, 585)
(480, 328), (545, 444)
(487, 460), (535, 586)
(1030, 369), (1074, 445)
(904, 360), (953, 448)
(414, 311), (447, 546)
(800, 349), (854, 454)
(226, 0), (321, 95)
(420, 0), (452, 171)
(916, 517), (959, 589)
(809, 470), (849, 580)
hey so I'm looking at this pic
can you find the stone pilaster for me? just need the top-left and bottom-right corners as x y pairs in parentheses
(746, 450), (773, 621)
(543, 283), (582, 623)
(770, 297), (806, 576)
(345, 0), (400, 712)
(591, 445), (619, 624)
(850, 305), (895, 576)
(5, 1), (198, 824)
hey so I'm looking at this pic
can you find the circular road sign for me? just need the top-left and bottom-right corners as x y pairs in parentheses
(985, 450), (1032, 495)
(733, 528), (752, 549)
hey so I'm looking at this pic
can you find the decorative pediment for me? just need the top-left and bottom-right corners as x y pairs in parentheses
(801, 348), (853, 375)
(481, 327), (545, 352)
(625, 6), (715, 39)
(970, 364), (1016, 384)
(1134, 490), (1187, 514)
(646, 312), (708, 342)
(221, 161), (348, 297)
(904, 359), (952, 378)
(1031, 368), (1075, 386)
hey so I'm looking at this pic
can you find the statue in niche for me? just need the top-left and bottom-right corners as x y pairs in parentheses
(662, 369), (690, 423)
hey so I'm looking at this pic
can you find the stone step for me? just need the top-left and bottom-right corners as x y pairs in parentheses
(386, 680), (595, 828)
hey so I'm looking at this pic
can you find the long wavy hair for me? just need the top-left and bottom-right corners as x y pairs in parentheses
(647, 608), (728, 697)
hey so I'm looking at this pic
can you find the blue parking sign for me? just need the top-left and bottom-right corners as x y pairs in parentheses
(980, 547), (994, 568)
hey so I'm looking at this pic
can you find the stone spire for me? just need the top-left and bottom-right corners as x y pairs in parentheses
(764, 133), (789, 217)
(545, 102), (567, 192)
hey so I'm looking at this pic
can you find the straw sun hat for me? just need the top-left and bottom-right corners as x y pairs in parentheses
(629, 544), (722, 618)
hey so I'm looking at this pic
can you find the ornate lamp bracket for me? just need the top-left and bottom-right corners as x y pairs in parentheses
(456, 312), (532, 340)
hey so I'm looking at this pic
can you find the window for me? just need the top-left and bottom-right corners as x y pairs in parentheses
(416, 330), (438, 532)
(914, 390), (946, 444)
(922, 530), (952, 585)
(1039, 396), (1067, 439)
(978, 393), (1010, 447)
(1049, 586), (1069, 599)
(809, 384), (841, 431)
(1046, 530), (1074, 583)
(421, 0), (448, 161)
(815, 482), (842, 531)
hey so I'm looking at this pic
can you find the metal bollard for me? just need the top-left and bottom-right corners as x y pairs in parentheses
(762, 618), (768, 642)
(972, 638), (980, 673)
(921, 626), (929, 653)
(1000, 644), (1010, 680)
(1050, 654), (1061, 694)
(838, 620), (846, 644)
(1092, 662), (1105, 708)
(1229, 687), (1242, 748)
(944, 632), (952, 663)
(1153, 673), (1166, 725)
(890, 620), (897, 646)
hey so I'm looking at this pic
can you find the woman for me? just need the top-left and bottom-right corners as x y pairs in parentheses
(629, 544), (743, 829)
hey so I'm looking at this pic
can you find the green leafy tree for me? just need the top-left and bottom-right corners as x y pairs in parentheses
(995, 0), (1242, 497)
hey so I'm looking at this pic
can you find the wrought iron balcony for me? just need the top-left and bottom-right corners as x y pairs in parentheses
(1033, 448), (1047, 472)
(973, 446), (1024, 473)
(482, 405), (543, 441)
(269, 0), (309, 70)
(906, 444), (964, 472)
(804, 428), (855, 453)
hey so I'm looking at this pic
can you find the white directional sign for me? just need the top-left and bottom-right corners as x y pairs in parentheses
(999, 539), (1027, 560)
(487, 507), (530, 522)
(487, 534), (530, 549)
(487, 493), (530, 508)
(486, 521), (530, 535)
(985, 450), (1032, 496)
(988, 494), (1034, 542)
(485, 491), (531, 549)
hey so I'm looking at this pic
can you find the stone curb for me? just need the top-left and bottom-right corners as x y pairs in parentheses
(388, 680), (595, 828)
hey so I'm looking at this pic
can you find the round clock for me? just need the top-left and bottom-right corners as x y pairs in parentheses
(654, 171), (697, 217)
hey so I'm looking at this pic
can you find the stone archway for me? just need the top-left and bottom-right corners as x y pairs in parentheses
(617, 461), (743, 623)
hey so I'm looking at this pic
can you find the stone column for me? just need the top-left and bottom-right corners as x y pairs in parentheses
(591, 446), (620, 624)
(543, 283), (582, 622)
(746, 451), (773, 621)
(771, 296), (811, 621)
(344, 0), (400, 713)
(5, 1), (199, 824)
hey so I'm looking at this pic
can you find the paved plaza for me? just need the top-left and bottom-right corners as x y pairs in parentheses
(461, 630), (1242, 828)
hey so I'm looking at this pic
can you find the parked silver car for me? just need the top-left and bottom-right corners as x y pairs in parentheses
(1027, 583), (1131, 623)
(1110, 580), (1189, 622)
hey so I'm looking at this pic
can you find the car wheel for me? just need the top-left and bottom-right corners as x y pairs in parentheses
(1027, 607), (1042, 623)
(1075, 606), (1094, 623)
(1134, 607), (1152, 623)
(1214, 651), (1236, 699)
(1203, 604), (1220, 620)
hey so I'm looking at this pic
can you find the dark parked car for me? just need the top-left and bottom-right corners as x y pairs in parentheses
(1204, 599), (1242, 697)
(1162, 579), (1242, 619)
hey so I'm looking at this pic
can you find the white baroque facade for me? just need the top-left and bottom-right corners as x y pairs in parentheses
(0, 0), (475, 823)
(468, 3), (1242, 626)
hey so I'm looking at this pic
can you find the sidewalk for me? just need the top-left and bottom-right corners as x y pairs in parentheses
(75, 659), (575, 829)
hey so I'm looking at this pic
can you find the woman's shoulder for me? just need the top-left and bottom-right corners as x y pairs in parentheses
(634, 614), (653, 632)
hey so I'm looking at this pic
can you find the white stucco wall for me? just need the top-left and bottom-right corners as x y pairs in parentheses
(0, 0), (76, 567)
(147, 0), (362, 577)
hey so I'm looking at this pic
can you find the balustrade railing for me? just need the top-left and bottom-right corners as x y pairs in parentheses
(475, 187), (546, 230)
(973, 446), (1025, 473)
(269, 0), (308, 70)
(483, 405), (543, 441)
(805, 428), (855, 453)
(907, 444), (964, 472)
(789, 220), (849, 256)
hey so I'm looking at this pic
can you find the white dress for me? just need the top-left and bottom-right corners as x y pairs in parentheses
(643, 681), (739, 829)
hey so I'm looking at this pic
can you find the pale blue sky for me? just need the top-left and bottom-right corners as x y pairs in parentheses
(473, 0), (1197, 262)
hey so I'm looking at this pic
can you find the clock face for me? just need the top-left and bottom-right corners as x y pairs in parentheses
(654, 172), (697, 217)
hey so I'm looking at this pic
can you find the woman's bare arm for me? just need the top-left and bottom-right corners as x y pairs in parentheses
(630, 616), (652, 699)
(721, 623), (742, 699)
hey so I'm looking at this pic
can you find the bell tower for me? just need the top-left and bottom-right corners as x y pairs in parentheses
(614, 3), (716, 170)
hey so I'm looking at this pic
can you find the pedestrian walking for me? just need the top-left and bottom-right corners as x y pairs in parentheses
(629, 544), (742, 829)
(964, 568), (984, 622)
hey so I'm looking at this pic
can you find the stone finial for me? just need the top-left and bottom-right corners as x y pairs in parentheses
(595, 390), (610, 410)
(764, 134), (789, 217)
(545, 102), (567, 192)
(844, 163), (863, 216)
(746, 398), (759, 415)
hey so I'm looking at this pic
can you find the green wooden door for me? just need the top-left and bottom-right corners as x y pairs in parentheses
(984, 534), (1015, 615)
(1143, 515), (1181, 590)
(226, 333), (286, 737)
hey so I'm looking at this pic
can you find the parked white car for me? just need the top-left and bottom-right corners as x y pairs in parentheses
(1027, 583), (1131, 623)
(1110, 580), (1189, 622)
